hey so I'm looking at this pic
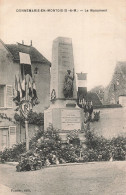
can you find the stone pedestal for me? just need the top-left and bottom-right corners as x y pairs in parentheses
(44, 104), (83, 131)
(44, 103), (84, 142)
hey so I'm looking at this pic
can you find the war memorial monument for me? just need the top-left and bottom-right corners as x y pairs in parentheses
(44, 37), (84, 141)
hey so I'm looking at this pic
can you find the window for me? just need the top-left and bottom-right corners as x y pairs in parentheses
(21, 64), (32, 79)
(0, 127), (16, 150)
(0, 85), (5, 107)
(2, 129), (8, 150)
(9, 126), (16, 147)
(0, 85), (13, 108)
(6, 85), (13, 108)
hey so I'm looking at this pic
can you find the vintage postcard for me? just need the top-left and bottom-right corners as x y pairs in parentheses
(0, 0), (126, 194)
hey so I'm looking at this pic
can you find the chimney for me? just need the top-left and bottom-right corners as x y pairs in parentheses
(30, 40), (32, 46)
(22, 40), (24, 45)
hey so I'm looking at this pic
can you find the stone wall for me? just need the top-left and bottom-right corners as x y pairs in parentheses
(91, 107), (126, 139)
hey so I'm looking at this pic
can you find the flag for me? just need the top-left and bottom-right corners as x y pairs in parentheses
(28, 77), (32, 98)
(13, 75), (20, 103)
(77, 73), (87, 104)
(77, 73), (87, 88)
(18, 77), (22, 99)
(30, 78), (39, 106)
(32, 81), (37, 101)
(15, 75), (18, 91)
(114, 84), (117, 91)
(21, 77), (26, 98)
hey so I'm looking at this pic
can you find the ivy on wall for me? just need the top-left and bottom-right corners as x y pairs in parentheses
(0, 113), (16, 124)
(14, 110), (44, 127)
(0, 111), (44, 127)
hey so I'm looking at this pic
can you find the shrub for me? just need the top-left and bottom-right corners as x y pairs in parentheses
(110, 136), (126, 160)
(84, 124), (126, 161)
(1, 142), (26, 162)
(1, 123), (126, 166)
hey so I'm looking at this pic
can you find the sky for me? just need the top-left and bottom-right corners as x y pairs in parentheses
(0, 0), (126, 90)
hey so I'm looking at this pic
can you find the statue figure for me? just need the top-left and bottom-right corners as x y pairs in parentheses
(63, 69), (74, 98)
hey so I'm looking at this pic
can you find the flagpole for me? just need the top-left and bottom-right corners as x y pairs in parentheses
(18, 74), (21, 142)
(25, 75), (29, 151)
(25, 119), (29, 151)
(14, 73), (35, 152)
(20, 109), (21, 142)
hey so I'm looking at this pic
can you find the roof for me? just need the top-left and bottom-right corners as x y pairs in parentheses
(5, 43), (51, 66)
(87, 92), (102, 106)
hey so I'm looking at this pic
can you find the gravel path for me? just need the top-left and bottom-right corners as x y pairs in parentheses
(0, 161), (126, 195)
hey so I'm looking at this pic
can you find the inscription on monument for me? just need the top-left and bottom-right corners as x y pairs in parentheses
(61, 109), (81, 130)
(62, 118), (80, 123)
(61, 109), (80, 117)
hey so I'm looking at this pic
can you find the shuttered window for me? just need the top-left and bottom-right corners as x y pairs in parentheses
(0, 85), (5, 107)
(6, 85), (13, 108)
(2, 129), (8, 150)
(9, 126), (16, 147)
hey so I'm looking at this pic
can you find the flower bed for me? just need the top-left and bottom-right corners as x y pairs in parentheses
(1, 124), (126, 171)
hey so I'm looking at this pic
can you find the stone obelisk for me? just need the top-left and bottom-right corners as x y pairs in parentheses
(44, 37), (83, 137)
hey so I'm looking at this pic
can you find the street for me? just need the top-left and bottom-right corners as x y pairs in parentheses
(0, 161), (126, 195)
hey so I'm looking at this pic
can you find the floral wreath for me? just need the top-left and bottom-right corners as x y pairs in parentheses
(51, 89), (56, 102)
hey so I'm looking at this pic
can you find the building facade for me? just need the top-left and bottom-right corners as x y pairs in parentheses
(0, 40), (51, 151)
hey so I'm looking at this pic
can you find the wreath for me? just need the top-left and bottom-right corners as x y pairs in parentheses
(51, 89), (56, 102)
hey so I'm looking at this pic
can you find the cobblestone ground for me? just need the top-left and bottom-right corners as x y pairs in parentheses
(0, 161), (126, 195)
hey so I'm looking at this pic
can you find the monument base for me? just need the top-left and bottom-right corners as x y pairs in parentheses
(44, 105), (85, 142)
(44, 100), (85, 142)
